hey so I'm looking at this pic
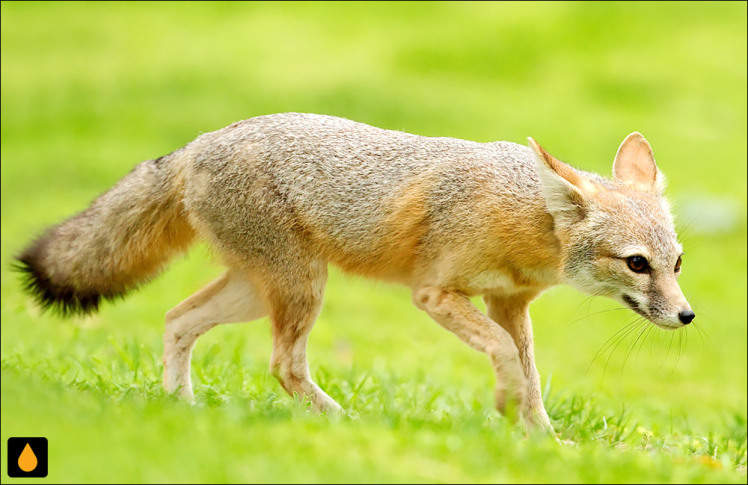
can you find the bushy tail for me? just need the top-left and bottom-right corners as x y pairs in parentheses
(15, 151), (196, 316)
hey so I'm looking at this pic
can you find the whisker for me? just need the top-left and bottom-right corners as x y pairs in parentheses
(587, 317), (640, 373)
(692, 322), (709, 349)
(568, 290), (608, 327)
(672, 330), (685, 373)
(678, 329), (686, 369)
(636, 324), (656, 360)
(621, 319), (648, 374)
(567, 307), (629, 327)
(587, 321), (632, 377)
(602, 317), (644, 379)
(690, 309), (712, 343)
(657, 331), (676, 373)
(647, 323), (658, 358)
(590, 317), (638, 361)
(676, 215), (699, 244)
(572, 294), (597, 317)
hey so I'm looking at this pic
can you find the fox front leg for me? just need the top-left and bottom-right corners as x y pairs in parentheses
(413, 286), (527, 418)
(484, 292), (553, 433)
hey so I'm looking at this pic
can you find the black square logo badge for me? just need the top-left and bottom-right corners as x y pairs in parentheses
(7, 437), (48, 478)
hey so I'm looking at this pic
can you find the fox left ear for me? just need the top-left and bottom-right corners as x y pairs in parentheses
(528, 137), (595, 226)
(613, 132), (665, 193)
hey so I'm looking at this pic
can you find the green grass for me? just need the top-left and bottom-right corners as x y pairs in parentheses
(1, 2), (746, 483)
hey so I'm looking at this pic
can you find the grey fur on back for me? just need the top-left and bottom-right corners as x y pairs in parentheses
(181, 113), (551, 282)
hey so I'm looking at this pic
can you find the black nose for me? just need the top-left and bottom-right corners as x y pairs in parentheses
(678, 310), (695, 324)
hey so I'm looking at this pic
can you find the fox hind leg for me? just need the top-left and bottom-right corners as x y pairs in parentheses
(266, 259), (342, 413)
(163, 269), (267, 400)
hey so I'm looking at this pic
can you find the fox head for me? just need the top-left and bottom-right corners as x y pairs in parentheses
(528, 133), (693, 330)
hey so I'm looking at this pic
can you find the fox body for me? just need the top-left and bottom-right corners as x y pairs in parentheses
(17, 113), (693, 432)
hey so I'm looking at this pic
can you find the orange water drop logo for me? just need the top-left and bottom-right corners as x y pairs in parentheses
(18, 443), (38, 472)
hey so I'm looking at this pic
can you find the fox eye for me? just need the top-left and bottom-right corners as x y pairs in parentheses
(674, 255), (682, 272)
(626, 255), (650, 274)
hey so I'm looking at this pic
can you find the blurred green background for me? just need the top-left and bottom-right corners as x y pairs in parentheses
(1, 1), (746, 483)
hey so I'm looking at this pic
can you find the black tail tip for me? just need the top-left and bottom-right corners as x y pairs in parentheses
(13, 252), (102, 317)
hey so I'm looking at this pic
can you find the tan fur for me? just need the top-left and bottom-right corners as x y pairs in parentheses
(163, 270), (267, 400)
(330, 175), (434, 281)
(18, 113), (693, 436)
(484, 291), (547, 426)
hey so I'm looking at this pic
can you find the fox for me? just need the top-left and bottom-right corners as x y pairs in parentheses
(15, 112), (694, 433)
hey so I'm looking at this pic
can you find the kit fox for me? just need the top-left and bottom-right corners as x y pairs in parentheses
(16, 113), (694, 432)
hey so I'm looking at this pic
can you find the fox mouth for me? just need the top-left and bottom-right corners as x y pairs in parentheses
(622, 294), (648, 319)
(622, 294), (683, 330)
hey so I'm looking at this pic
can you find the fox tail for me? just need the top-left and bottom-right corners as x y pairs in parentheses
(15, 151), (196, 316)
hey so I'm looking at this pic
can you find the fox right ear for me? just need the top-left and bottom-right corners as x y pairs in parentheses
(528, 137), (591, 225)
(613, 132), (663, 193)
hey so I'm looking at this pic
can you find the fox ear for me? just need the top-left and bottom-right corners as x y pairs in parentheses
(528, 137), (591, 225)
(613, 132), (664, 193)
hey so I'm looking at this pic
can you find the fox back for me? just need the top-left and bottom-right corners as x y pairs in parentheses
(181, 113), (560, 288)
